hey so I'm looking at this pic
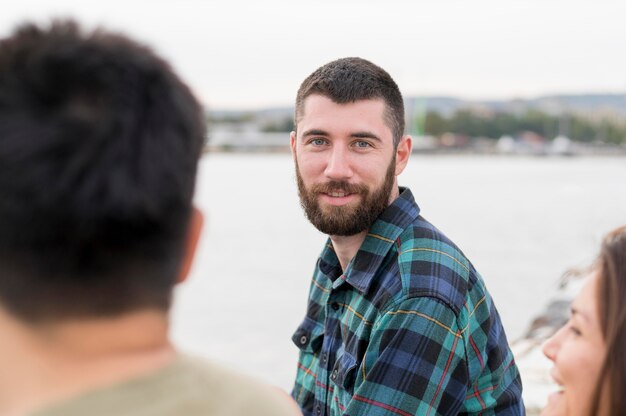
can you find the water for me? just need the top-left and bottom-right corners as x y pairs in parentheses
(171, 153), (626, 390)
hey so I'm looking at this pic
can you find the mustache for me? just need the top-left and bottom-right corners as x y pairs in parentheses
(310, 181), (368, 195)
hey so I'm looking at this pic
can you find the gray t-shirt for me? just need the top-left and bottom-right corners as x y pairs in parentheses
(33, 355), (298, 416)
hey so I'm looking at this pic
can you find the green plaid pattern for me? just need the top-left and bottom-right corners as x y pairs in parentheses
(292, 188), (523, 415)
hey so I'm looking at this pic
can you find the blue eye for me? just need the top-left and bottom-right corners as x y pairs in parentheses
(311, 138), (326, 146)
(354, 140), (371, 148)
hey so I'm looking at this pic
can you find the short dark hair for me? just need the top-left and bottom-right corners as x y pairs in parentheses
(0, 20), (206, 323)
(294, 57), (405, 146)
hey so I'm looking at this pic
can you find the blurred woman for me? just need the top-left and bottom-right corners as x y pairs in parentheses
(542, 226), (626, 416)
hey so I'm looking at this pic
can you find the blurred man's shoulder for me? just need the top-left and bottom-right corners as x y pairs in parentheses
(178, 354), (298, 415)
(33, 354), (299, 416)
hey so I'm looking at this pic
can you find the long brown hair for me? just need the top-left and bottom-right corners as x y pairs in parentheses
(589, 226), (626, 414)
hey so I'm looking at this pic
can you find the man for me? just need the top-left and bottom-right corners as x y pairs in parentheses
(0, 20), (299, 416)
(290, 57), (523, 415)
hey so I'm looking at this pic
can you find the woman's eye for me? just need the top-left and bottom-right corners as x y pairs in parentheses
(566, 321), (582, 336)
(569, 326), (581, 336)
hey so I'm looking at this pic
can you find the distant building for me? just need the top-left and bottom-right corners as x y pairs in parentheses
(497, 131), (546, 155)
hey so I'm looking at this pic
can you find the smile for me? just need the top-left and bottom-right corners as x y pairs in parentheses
(327, 191), (350, 197)
(318, 191), (359, 207)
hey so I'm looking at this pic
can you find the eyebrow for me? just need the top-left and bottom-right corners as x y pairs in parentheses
(300, 129), (382, 142)
(571, 306), (591, 323)
(301, 129), (328, 138)
(350, 131), (382, 142)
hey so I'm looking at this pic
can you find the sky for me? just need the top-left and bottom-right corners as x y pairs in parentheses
(1, 0), (625, 110)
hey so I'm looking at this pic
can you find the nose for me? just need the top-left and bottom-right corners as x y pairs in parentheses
(542, 325), (565, 362)
(324, 146), (353, 180)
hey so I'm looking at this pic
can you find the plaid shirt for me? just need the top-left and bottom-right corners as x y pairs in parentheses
(291, 188), (523, 416)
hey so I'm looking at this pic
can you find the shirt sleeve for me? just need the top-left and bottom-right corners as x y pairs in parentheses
(342, 296), (469, 416)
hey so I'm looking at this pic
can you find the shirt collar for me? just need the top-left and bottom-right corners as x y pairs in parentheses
(318, 187), (421, 294)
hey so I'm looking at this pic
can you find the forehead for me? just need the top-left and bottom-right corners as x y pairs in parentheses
(298, 95), (392, 137)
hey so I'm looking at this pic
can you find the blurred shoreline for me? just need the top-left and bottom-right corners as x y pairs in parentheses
(203, 131), (626, 156)
(206, 92), (626, 156)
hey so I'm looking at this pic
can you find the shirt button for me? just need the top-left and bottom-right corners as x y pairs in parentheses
(315, 405), (321, 415)
(299, 335), (308, 345)
(321, 353), (328, 364)
(331, 369), (338, 380)
(331, 302), (340, 311)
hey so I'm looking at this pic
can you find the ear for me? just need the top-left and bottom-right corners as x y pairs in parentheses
(290, 131), (297, 157)
(394, 135), (412, 176)
(176, 207), (204, 284)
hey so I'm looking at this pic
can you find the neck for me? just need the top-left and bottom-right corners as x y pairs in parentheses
(330, 230), (368, 272)
(0, 308), (175, 416)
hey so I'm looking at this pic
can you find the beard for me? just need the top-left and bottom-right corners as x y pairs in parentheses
(295, 157), (396, 236)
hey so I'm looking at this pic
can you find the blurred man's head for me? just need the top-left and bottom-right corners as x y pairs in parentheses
(0, 20), (206, 324)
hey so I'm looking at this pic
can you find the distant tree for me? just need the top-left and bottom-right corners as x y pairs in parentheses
(569, 116), (597, 142)
(208, 112), (255, 123)
(600, 119), (625, 144)
(450, 110), (485, 137)
(423, 111), (446, 136)
(261, 117), (294, 132)
(492, 113), (518, 138)
(417, 108), (625, 144)
(520, 110), (550, 136)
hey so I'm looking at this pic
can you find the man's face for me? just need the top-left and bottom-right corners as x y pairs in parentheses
(291, 95), (404, 236)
